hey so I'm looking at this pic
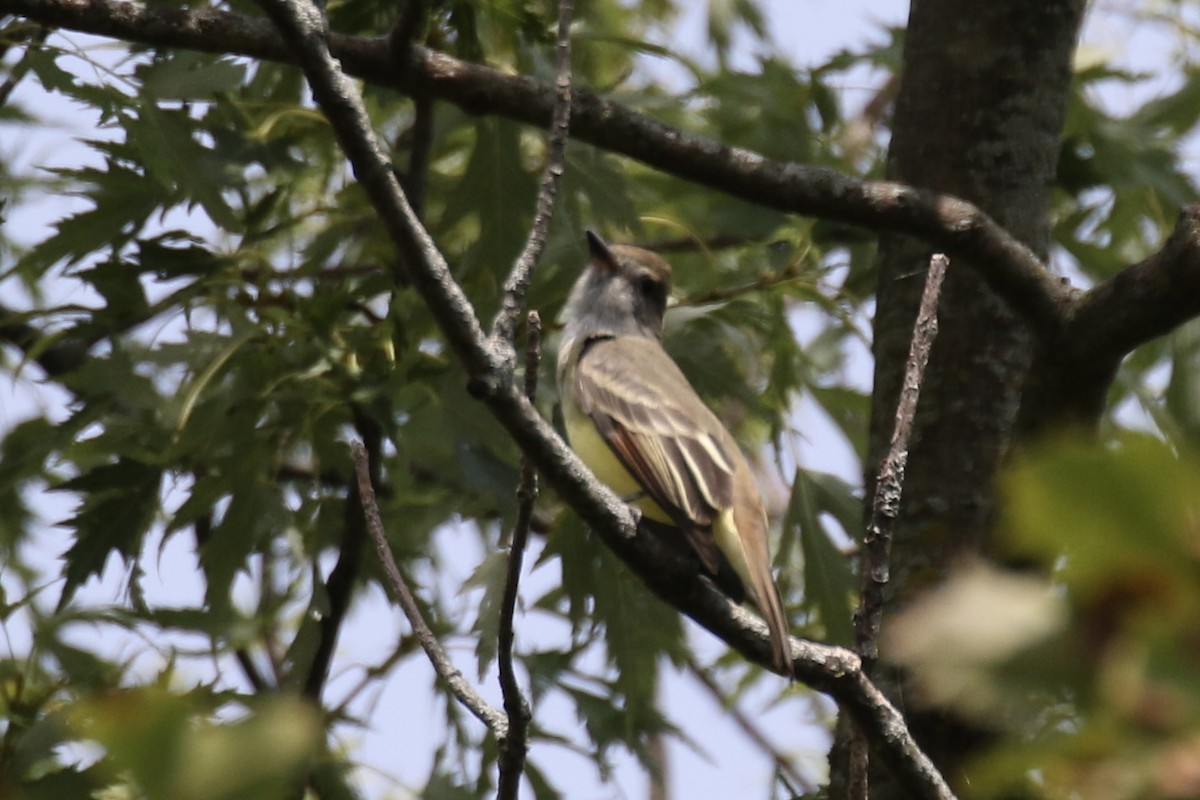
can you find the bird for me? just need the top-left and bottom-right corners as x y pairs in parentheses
(556, 230), (793, 677)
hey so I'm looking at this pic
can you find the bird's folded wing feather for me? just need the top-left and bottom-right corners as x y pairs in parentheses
(575, 337), (739, 570)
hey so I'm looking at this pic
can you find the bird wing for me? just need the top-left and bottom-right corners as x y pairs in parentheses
(573, 334), (794, 677)
(573, 336), (738, 572)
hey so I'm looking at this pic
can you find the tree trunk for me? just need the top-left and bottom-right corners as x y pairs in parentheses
(856, 0), (1087, 793)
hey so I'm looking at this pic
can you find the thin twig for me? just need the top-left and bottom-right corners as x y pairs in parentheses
(675, 267), (810, 308)
(388, 0), (425, 56)
(304, 409), (378, 700)
(685, 656), (817, 794)
(387, 0), (434, 219)
(405, 94), (434, 218)
(847, 252), (948, 798)
(856, 252), (948, 665)
(488, 0), (574, 347)
(350, 441), (508, 736)
(328, 637), (418, 721)
(648, 728), (669, 800)
(640, 232), (758, 254)
(496, 310), (540, 800)
(234, 649), (268, 691)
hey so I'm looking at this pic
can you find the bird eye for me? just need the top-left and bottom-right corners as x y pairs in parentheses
(637, 275), (660, 297)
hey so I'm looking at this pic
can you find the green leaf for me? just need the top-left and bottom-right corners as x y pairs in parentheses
(524, 761), (563, 800)
(141, 54), (248, 101)
(539, 517), (594, 634)
(74, 256), (150, 322)
(785, 468), (855, 645)
(0, 416), (60, 557)
(199, 482), (285, 616)
(129, 104), (239, 229)
(135, 234), (224, 280)
(565, 679), (678, 774)
(11, 765), (109, 800)
(550, 517), (683, 699)
(55, 458), (162, 607)
(24, 48), (129, 117)
(590, 545), (682, 706)
(39, 635), (125, 689)
(809, 385), (871, 463)
(1131, 67), (1200, 137)
(438, 118), (538, 294)
(455, 441), (520, 516)
(18, 163), (163, 275)
(74, 690), (321, 800)
(465, 548), (510, 677)
(884, 562), (1069, 727)
(1004, 434), (1200, 609)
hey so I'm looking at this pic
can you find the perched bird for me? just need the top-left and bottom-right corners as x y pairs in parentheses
(556, 231), (793, 677)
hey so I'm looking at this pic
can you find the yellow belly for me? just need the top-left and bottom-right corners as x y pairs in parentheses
(563, 402), (672, 524)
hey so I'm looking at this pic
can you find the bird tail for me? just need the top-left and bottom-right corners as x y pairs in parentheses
(726, 505), (794, 679)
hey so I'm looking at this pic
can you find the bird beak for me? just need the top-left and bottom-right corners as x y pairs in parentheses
(586, 230), (618, 272)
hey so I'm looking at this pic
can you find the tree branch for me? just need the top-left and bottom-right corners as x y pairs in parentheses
(302, 408), (379, 700)
(1016, 205), (1200, 432)
(0, 0), (1070, 340)
(496, 311), (540, 800)
(13, 0), (1200, 358)
(350, 440), (508, 736)
(1068, 205), (1200, 365)
(846, 253), (947, 800)
(856, 253), (948, 668)
(488, 0), (574, 348)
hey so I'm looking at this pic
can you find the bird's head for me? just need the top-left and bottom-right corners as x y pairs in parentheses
(562, 231), (673, 341)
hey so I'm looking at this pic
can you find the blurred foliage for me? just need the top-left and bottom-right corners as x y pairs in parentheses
(890, 434), (1200, 800)
(0, 0), (1197, 798)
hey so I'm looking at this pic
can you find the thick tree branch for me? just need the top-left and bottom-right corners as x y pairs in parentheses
(1, 0), (1070, 340)
(249, 2), (955, 796)
(14, 0), (1200, 360)
(1068, 205), (1200, 364)
(1016, 206), (1200, 432)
